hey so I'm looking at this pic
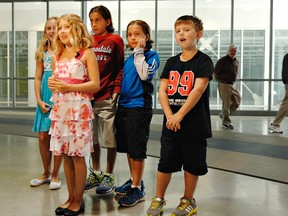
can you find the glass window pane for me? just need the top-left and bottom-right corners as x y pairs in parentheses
(15, 2), (46, 107)
(234, 0), (269, 80)
(0, 79), (10, 107)
(15, 31), (28, 78)
(0, 3), (11, 107)
(196, 0), (231, 30)
(15, 79), (28, 107)
(196, 0), (231, 63)
(209, 80), (219, 110)
(0, 0), (282, 113)
(121, 0), (155, 54)
(271, 81), (285, 111)
(121, 0), (155, 31)
(0, 31), (8, 78)
(49, 1), (82, 18)
(240, 81), (266, 110)
(242, 30), (265, 79)
(273, 0), (288, 80)
(157, 0), (193, 77)
(0, 3), (11, 78)
(233, 0), (270, 111)
(196, 0), (231, 111)
(210, 81), (267, 110)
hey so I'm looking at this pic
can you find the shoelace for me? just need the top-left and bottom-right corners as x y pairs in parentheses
(120, 179), (131, 189)
(87, 172), (96, 182)
(101, 176), (114, 186)
(178, 199), (191, 210)
(87, 171), (103, 184)
(150, 198), (165, 209)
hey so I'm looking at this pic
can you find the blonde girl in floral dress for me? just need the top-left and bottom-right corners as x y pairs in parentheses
(48, 14), (100, 216)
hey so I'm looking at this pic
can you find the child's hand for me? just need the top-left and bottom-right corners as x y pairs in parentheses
(48, 76), (67, 93)
(166, 113), (182, 132)
(136, 38), (146, 49)
(112, 93), (118, 102)
(39, 101), (51, 114)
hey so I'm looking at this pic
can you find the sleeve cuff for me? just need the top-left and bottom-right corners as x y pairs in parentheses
(133, 47), (144, 54)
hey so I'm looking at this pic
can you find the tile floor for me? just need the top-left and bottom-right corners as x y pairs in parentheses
(0, 110), (287, 216)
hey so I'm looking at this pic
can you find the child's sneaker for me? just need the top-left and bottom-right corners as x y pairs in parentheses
(115, 179), (145, 195)
(171, 198), (197, 216)
(115, 179), (132, 195)
(96, 173), (116, 194)
(146, 197), (166, 216)
(85, 170), (104, 190)
(118, 187), (145, 207)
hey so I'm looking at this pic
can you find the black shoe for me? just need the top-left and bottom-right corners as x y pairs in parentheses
(222, 123), (234, 129)
(55, 206), (67, 215)
(63, 203), (85, 216)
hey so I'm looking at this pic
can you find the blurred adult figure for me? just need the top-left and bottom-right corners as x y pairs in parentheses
(269, 53), (288, 133)
(214, 45), (241, 129)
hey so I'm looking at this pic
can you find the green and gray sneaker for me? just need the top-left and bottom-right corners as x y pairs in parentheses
(171, 198), (197, 216)
(96, 173), (116, 194)
(146, 197), (166, 216)
(85, 170), (104, 190)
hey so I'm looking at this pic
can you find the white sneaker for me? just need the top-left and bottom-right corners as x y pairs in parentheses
(269, 123), (283, 133)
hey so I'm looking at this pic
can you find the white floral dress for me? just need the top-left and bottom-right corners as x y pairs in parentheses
(49, 50), (94, 157)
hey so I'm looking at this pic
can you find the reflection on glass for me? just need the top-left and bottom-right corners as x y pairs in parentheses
(242, 30), (265, 79)
(239, 81), (264, 110)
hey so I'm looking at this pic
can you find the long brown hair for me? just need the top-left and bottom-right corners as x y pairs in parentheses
(126, 20), (154, 50)
(89, 5), (114, 33)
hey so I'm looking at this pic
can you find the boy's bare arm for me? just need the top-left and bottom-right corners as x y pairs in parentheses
(159, 79), (173, 118)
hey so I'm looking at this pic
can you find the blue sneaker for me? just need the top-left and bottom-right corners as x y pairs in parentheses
(115, 179), (145, 195)
(118, 187), (145, 207)
(96, 173), (116, 194)
(115, 179), (132, 195)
